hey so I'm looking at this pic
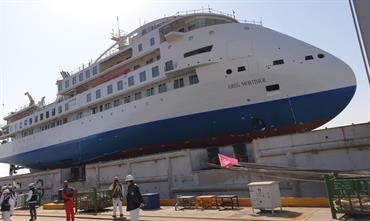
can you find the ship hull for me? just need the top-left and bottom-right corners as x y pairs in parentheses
(0, 85), (355, 169)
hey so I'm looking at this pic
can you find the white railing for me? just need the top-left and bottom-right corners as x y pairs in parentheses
(174, 8), (262, 25)
(5, 103), (31, 117)
(69, 60), (95, 75)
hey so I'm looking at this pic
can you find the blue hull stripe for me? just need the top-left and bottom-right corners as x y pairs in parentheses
(1, 85), (356, 169)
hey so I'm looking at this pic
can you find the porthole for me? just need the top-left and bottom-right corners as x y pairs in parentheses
(244, 26), (250, 30)
(226, 69), (232, 75)
(209, 30), (215, 35)
(317, 53), (325, 59)
(188, 36), (193, 40)
(168, 45), (172, 49)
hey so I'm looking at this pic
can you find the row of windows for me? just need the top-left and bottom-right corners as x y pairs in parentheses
(59, 66), (98, 91)
(13, 65), (161, 132)
(86, 66), (161, 102)
(13, 104), (63, 131)
(21, 117), (69, 138)
(59, 36), (160, 92)
(90, 74), (199, 115)
(86, 73), (198, 104)
(12, 69), (197, 134)
(18, 74), (199, 138)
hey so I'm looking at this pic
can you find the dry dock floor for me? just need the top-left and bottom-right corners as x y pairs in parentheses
(11, 206), (370, 221)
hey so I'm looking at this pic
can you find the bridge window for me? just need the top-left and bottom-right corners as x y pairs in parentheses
(107, 84), (113, 95)
(238, 66), (246, 72)
(266, 84), (280, 92)
(58, 82), (62, 91)
(158, 83), (167, 93)
(124, 95), (131, 104)
(189, 74), (199, 85)
(92, 107), (98, 114)
(117, 80), (123, 90)
(165, 60), (174, 71)
(72, 76), (77, 85)
(140, 71), (146, 82)
(150, 37), (155, 46)
(305, 55), (313, 60)
(86, 93), (92, 102)
(104, 103), (112, 110)
(135, 92), (142, 100)
(96, 89), (101, 99)
(92, 66), (98, 75)
(146, 87), (154, 96)
(174, 78), (184, 89)
(113, 99), (121, 107)
(85, 69), (91, 79)
(79, 72), (84, 82)
(65, 80), (70, 88)
(128, 76), (134, 86)
(152, 66), (159, 77)
(273, 59), (284, 65)
(184, 45), (213, 58)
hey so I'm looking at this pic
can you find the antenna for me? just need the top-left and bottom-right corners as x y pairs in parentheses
(117, 16), (120, 37)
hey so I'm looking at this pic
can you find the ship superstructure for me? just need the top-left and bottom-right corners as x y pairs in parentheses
(0, 9), (356, 169)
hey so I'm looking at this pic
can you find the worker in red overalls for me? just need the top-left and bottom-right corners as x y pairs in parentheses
(60, 180), (76, 221)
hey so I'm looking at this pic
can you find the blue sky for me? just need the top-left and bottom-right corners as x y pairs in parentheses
(0, 0), (369, 177)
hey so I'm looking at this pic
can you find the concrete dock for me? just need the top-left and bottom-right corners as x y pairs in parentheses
(11, 206), (370, 221)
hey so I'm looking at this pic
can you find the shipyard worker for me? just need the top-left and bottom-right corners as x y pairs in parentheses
(109, 176), (124, 218)
(125, 174), (143, 221)
(0, 189), (15, 221)
(60, 180), (76, 221)
(26, 183), (38, 221)
(7, 185), (17, 207)
(0, 185), (7, 197)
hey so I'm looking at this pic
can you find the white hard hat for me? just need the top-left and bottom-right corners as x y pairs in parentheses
(125, 174), (134, 182)
(1, 185), (7, 190)
(28, 183), (35, 188)
(3, 189), (10, 194)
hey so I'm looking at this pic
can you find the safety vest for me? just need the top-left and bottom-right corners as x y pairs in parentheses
(112, 182), (123, 198)
(1, 197), (10, 211)
(29, 188), (38, 203)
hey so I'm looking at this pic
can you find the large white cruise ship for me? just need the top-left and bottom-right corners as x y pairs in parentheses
(0, 9), (356, 170)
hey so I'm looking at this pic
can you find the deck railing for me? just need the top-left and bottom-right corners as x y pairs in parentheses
(174, 8), (262, 25)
